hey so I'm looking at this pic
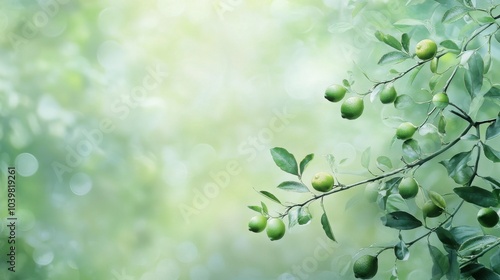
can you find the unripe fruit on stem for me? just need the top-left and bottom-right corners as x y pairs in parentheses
(477, 208), (499, 228)
(379, 85), (397, 104)
(430, 57), (438, 73)
(432, 92), (449, 109)
(353, 255), (378, 279)
(415, 39), (437, 60)
(325, 84), (347, 102)
(364, 182), (379, 202)
(311, 172), (334, 192)
(396, 122), (417, 140)
(398, 177), (419, 199)
(341, 97), (364, 120)
(266, 218), (286, 241)
(248, 215), (267, 233)
(423, 200), (443, 218)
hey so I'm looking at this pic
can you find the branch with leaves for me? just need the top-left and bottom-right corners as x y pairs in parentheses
(247, 1), (500, 279)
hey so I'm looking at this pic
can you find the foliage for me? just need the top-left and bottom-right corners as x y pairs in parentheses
(248, 0), (500, 278)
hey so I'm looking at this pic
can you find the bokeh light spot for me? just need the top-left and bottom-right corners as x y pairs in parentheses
(15, 153), (39, 177)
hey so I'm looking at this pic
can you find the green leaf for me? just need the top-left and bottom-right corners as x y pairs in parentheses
(461, 134), (480, 141)
(484, 144), (500, 163)
(299, 153), (314, 175)
(496, 32), (500, 44)
(484, 176), (500, 189)
(461, 263), (485, 277)
(440, 151), (472, 184)
(259, 191), (281, 204)
(376, 156), (393, 170)
(248, 205), (263, 214)
(438, 115), (446, 134)
(277, 181), (310, 193)
(321, 212), (336, 242)
(374, 30), (385, 42)
(458, 235), (499, 257)
(464, 53), (484, 97)
(442, 6), (471, 23)
(298, 206), (312, 225)
(429, 244), (449, 279)
(454, 186), (499, 207)
(484, 53), (492, 74)
(386, 194), (409, 212)
(401, 33), (410, 53)
(288, 207), (299, 229)
(270, 147), (299, 175)
(381, 211), (422, 230)
(394, 94), (415, 110)
(486, 116), (500, 140)
(261, 202), (268, 215)
(429, 74), (440, 91)
(491, 249), (500, 274)
(395, 240), (410, 261)
(402, 139), (421, 162)
(361, 147), (371, 169)
(378, 51), (410, 65)
(429, 191), (447, 210)
(440, 39), (460, 51)
(435, 227), (459, 249)
(447, 249), (460, 280)
(384, 177), (403, 192)
(449, 225), (483, 244)
(384, 34), (403, 51)
(469, 96), (484, 119)
(409, 65), (423, 84)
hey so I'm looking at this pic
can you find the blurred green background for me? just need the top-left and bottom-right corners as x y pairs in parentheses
(0, 0), (499, 279)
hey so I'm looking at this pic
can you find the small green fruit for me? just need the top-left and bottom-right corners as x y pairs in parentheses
(341, 97), (364, 120)
(430, 57), (438, 73)
(396, 122), (417, 140)
(248, 215), (267, 233)
(353, 255), (378, 279)
(398, 177), (419, 199)
(325, 84), (347, 102)
(311, 172), (335, 192)
(432, 92), (449, 109)
(423, 200), (443, 218)
(379, 85), (397, 104)
(415, 39), (437, 60)
(477, 208), (499, 228)
(266, 218), (286, 241)
(364, 182), (379, 202)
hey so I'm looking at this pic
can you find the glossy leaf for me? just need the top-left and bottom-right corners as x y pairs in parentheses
(376, 156), (393, 170)
(459, 235), (499, 257)
(484, 176), (500, 189)
(270, 147), (299, 175)
(442, 6), (471, 23)
(435, 227), (459, 249)
(401, 33), (410, 53)
(321, 212), (336, 242)
(381, 211), (422, 230)
(394, 94), (415, 110)
(428, 244), (449, 279)
(248, 205), (263, 214)
(395, 240), (410, 261)
(440, 151), (472, 184)
(378, 51), (410, 65)
(402, 139), (421, 162)
(277, 181), (310, 193)
(454, 186), (499, 207)
(259, 191), (281, 204)
(298, 207), (312, 225)
(299, 153), (314, 175)
(261, 202), (268, 215)
(484, 144), (500, 163)
(449, 226), (482, 244)
(486, 116), (500, 140)
(429, 191), (447, 210)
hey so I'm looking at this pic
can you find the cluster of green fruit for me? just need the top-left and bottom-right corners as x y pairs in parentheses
(325, 39), (449, 142)
(248, 172), (336, 240)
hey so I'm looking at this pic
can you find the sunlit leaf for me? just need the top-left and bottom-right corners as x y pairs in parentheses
(394, 94), (415, 110)
(378, 51), (411, 65)
(277, 181), (310, 193)
(270, 147), (299, 175)
(376, 156), (393, 170)
(248, 205), (263, 214)
(298, 206), (312, 225)
(402, 139), (421, 162)
(259, 191), (281, 204)
(442, 6), (471, 23)
(299, 153), (314, 175)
